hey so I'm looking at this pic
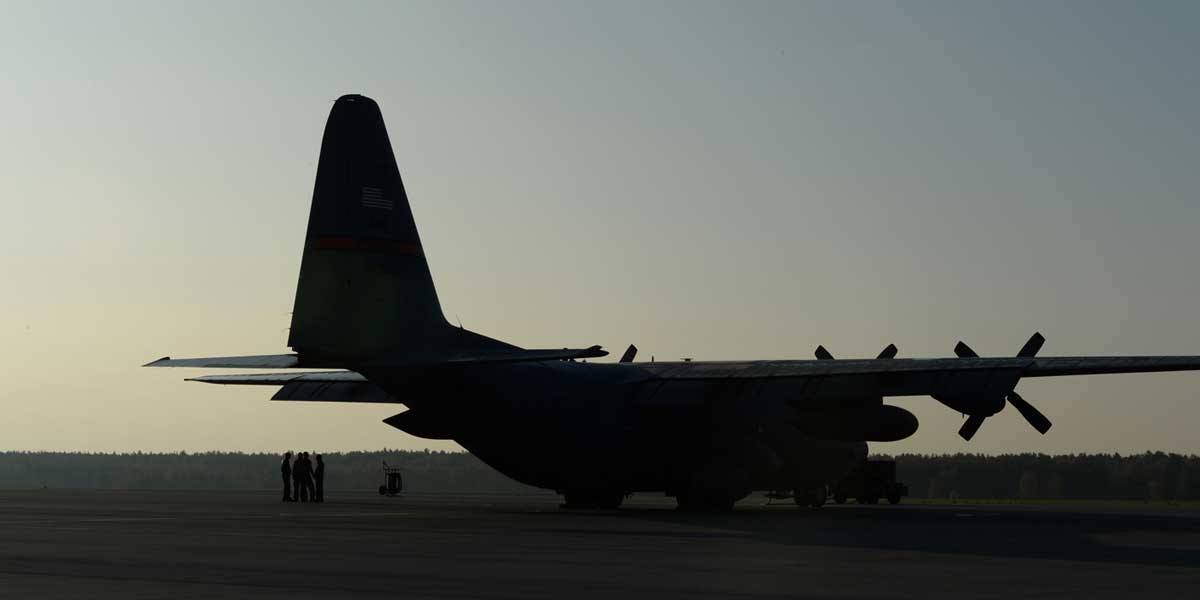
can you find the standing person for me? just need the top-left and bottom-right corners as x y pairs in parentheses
(280, 451), (293, 502)
(293, 452), (307, 502)
(314, 454), (325, 503)
(302, 452), (315, 502)
(302, 452), (316, 502)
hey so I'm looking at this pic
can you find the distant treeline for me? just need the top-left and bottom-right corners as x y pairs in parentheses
(0, 450), (537, 494)
(891, 452), (1199, 501)
(0, 451), (1196, 500)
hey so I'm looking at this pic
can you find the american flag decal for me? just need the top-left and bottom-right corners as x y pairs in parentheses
(360, 186), (393, 210)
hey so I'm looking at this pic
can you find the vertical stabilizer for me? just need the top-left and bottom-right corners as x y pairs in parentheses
(288, 94), (450, 360)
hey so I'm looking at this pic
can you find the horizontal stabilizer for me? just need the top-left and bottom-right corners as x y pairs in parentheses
(178, 347), (608, 388)
(187, 372), (366, 385)
(144, 354), (304, 369)
(148, 346), (606, 371)
(440, 345), (608, 364)
(272, 381), (397, 403)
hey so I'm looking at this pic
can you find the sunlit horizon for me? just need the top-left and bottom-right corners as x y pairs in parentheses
(3, 1), (1199, 455)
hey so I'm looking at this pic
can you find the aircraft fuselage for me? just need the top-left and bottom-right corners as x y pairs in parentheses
(372, 361), (868, 500)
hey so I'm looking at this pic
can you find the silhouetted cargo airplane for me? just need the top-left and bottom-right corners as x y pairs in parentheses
(147, 94), (1200, 510)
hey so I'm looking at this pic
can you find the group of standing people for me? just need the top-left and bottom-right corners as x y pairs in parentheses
(280, 451), (324, 502)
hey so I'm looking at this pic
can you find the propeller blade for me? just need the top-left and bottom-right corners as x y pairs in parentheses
(877, 344), (898, 359)
(954, 341), (979, 358)
(1006, 391), (1052, 434)
(619, 344), (638, 363)
(958, 414), (986, 441)
(815, 345), (835, 361)
(1017, 332), (1045, 358)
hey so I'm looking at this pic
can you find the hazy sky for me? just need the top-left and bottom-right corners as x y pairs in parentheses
(3, 1), (1199, 455)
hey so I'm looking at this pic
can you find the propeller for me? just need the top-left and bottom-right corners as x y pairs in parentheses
(1006, 391), (1052, 434)
(954, 332), (1053, 440)
(958, 414), (986, 441)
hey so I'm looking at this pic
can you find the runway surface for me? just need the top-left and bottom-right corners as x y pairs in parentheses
(1, 490), (1197, 599)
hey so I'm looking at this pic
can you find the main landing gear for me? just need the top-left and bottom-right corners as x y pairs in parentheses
(793, 485), (827, 508)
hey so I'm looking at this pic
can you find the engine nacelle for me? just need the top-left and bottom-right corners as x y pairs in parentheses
(863, 405), (919, 441)
(929, 368), (1022, 416)
(931, 394), (1006, 417)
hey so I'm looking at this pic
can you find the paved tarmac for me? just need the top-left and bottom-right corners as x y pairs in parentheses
(0, 490), (1197, 599)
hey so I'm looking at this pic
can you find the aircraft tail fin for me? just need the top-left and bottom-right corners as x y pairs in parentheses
(288, 94), (508, 361)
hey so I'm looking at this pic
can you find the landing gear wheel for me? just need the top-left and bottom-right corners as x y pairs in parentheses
(887, 493), (902, 505)
(377, 485), (387, 496)
(793, 486), (825, 508)
(834, 493), (847, 505)
(593, 493), (624, 510)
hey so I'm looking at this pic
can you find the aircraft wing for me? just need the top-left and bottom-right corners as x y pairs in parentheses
(640, 355), (1200, 380)
(638, 335), (1200, 440)
(1022, 356), (1200, 377)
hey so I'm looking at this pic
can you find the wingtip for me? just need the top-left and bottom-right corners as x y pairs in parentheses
(184, 376), (225, 384)
(142, 356), (171, 367)
(183, 377), (223, 384)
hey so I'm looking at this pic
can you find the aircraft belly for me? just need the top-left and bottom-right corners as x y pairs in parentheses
(454, 420), (644, 492)
(439, 363), (644, 492)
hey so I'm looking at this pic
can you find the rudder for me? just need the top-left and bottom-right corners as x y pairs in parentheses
(288, 94), (449, 361)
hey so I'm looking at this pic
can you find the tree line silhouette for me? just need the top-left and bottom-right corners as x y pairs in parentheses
(0, 450), (536, 493)
(889, 452), (1198, 501)
(0, 450), (1196, 500)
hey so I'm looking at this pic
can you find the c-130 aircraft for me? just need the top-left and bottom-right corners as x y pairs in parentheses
(148, 94), (1200, 511)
